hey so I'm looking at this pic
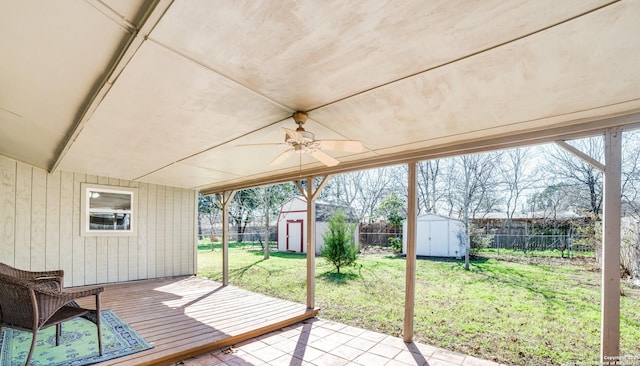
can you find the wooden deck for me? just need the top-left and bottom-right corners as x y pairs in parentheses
(75, 276), (318, 366)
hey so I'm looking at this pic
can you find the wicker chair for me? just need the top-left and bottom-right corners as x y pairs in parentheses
(0, 272), (104, 366)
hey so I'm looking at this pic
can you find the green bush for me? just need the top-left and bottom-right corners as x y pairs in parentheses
(388, 237), (403, 252)
(321, 211), (358, 273)
(469, 224), (492, 256)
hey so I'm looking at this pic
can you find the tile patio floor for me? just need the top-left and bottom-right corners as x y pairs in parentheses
(177, 317), (503, 366)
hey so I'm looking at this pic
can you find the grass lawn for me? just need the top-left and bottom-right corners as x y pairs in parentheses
(197, 241), (640, 365)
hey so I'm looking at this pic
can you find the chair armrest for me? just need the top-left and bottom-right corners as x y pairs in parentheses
(35, 285), (103, 299)
(0, 263), (65, 285)
(1, 263), (62, 278)
(20, 268), (64, 288)
(33, 285), (104, 324)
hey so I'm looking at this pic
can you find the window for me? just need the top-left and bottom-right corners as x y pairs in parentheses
(81, 183), (137, 236)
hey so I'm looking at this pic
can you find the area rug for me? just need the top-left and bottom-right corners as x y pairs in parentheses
(0, 310), (153, 366)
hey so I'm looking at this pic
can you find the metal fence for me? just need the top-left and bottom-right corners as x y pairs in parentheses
(487, 234), (592, 256)
(356, 233), (594, 255)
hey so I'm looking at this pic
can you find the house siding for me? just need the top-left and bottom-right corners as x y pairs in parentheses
(0, 155), (197, 287)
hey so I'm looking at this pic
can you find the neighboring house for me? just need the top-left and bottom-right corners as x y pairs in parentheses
(471, 211), (593, 254)
(276, 196), (359, 255)
(471, 210), (586, 236)
(402, 214), (466, 258)
(0, 155), (197, 288)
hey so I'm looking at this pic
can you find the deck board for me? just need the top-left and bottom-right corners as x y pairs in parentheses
(74, 276), (318, 365)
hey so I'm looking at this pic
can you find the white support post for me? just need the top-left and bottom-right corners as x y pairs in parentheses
(601, 129), (621, 361)
(557, 131), (623, 359)
(306, 179), (316, 309)
(404, 161), (417, 342)
(302, 176), (330, 310)
(219, 191), (236, 287)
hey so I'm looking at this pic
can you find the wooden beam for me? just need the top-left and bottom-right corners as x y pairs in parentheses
(311, 176), (330, 200)
(601, 129), (621, 361)
(555, 140), (605, 172)
(404, 161), (417, 342)
(50, 0), (173, 174)
(294, 180), (306, 198)
(218, 191), (236, 286)
(548, 130), (624, 360)
(295, 176), (330, 200)
(200, 112), (640, 195)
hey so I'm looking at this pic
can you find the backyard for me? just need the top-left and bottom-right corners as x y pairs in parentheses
(197, 241), (640, 365)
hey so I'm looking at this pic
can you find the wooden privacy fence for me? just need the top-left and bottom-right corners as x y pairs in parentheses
(358, 222), (401, 248)
(359, 232), (400, 248)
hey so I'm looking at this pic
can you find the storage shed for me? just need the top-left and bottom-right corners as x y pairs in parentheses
(402, 214), (466, 258)
(277, 196), (359, 254)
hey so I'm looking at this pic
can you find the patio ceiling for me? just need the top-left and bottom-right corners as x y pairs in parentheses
(2, 0), (640, 194)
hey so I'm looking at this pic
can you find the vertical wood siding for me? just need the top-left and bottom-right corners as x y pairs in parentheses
(0, 156), (197, 287)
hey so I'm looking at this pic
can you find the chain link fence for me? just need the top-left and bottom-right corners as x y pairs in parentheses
(485, 234), (593, 257)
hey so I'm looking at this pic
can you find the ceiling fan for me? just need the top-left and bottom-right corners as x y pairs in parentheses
(247, 112), (364, 167)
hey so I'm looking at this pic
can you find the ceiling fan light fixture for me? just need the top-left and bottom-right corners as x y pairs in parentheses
(259, 111), (364, 167)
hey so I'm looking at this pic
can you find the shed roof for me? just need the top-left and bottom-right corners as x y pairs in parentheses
(281, 196), (358, 222)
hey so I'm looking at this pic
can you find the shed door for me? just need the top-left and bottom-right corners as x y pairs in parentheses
(429, 221), (451, 257)
(286, 220), (303, 252)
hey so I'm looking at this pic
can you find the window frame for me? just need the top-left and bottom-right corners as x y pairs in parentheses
(80, 183), (138, 237)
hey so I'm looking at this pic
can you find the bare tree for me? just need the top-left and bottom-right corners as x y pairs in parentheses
(198, 193), (221, 241)
(360, 168), (400, 221)
(441, 159), (457, 217)
(442, 152), (502, 269)
(498, 147), (540, 233)
(325, 168), (397, 222)
(622, 129), (640, 220)
(528, 183), (573, 220)
(258, 183), (296, 258)
(549, 137), (604, 215)
(417, 159), (442, 215)
(451, 152), (502, 219)
(228, 189), (261, 243)
(323, 171), (365, 217)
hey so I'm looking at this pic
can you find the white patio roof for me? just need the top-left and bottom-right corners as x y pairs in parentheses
(2, 0), (640, 193)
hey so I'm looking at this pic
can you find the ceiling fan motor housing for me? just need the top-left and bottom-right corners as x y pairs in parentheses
(292, 111), (308, 125)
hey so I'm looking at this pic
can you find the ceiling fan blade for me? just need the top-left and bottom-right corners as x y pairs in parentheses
(270, 149), (295, 165)
(310, 149), (340, 167)
(317, 140), (364, 153)
(283, 127), (303, 142)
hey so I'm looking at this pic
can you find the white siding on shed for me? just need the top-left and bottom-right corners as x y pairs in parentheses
(402, 214), (466, 257)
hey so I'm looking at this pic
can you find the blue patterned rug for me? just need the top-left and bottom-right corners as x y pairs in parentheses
(0, 310), (153, 366)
